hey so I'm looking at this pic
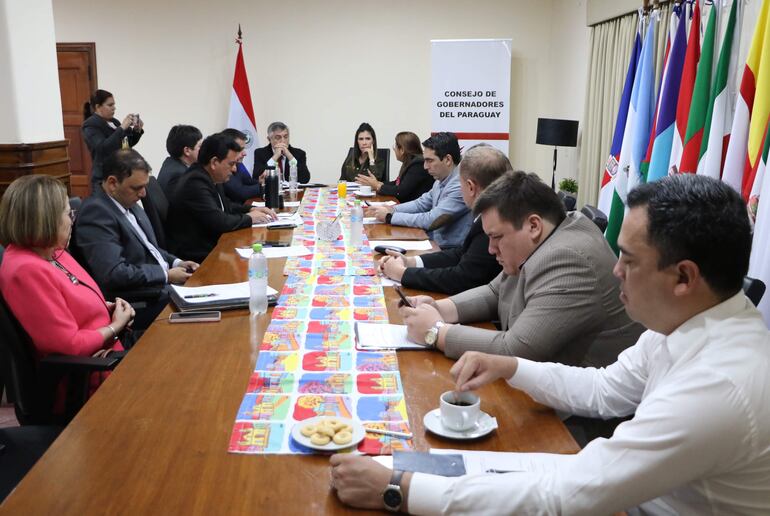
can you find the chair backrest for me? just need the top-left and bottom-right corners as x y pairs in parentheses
(69, 196), (82, 214)
(143, 176), (170, 250)
(580, 204), (608, 233)
(378, 148), (390, 183)
(743, 276), (766, 307)
(0, 295), (54, 425)
(558, 191), (577, 212)
(346, 148), (390, 183)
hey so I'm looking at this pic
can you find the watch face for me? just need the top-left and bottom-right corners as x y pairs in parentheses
(383, 487), (402, 510)
(425, 328), (438, 346)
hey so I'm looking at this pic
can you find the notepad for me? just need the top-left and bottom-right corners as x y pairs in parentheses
(354, 322), (426, 350)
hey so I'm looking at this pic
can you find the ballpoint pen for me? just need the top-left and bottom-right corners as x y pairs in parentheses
(183, 293), (216, 299)
(363, 426), (414, 439)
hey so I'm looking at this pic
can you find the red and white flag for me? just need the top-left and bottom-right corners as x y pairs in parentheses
(227, 27), (259, 173)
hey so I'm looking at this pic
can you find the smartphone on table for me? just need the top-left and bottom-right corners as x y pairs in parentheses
(168, 311), (221, 323)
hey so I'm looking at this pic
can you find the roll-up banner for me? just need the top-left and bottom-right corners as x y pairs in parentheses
(431, 39), (512, 155)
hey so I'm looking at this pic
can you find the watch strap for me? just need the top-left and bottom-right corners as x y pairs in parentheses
(390, 469), (404, 487)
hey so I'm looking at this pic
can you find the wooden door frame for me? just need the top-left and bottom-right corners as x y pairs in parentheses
(56, 42), (97, 88)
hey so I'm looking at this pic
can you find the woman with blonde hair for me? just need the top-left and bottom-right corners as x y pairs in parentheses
(355, 131), (433, 203)
(0, 175), (133, 385)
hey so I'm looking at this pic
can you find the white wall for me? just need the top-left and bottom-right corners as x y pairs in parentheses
(52, 0), (589, 185)
(0, 0), (63, 143)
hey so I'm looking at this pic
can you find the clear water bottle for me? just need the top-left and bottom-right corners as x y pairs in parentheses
(350, 200), (363, 246)
(289, 162), (298, 192)
(249, 243), (268, 315)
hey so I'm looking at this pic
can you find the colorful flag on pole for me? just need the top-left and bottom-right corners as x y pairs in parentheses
(669, 0), (701, 174)
(605, 14), (657, 254)
(647, 5), (687, 182)
(723, 0), (770, 198)
(227, 26), (260, 173)
(748, 123), (770, 326)
(698, 0), (742, 178)
(598, 32), (642, 217)
(679, 2), (718, 174)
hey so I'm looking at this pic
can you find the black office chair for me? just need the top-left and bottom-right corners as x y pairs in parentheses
(743, 276), (766, 307)
(0, 294), (124, 425)
(580, 205), (609, 233)
(0, 426), (62, 502)
(142, 176), (170, 250)
(558, 191), (577, 212)
(346, 148), (391, 183)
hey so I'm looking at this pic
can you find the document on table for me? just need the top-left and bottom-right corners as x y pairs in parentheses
(430, 449), (575, 475)
(364, 200), (397, 207)
(236, 246), (312, 259)
(379, 277), (401, 287)
(252, 212), (303, 228)
(355, 322), (426, 350)
(363, 217), (384, 225)
(370, 240), (433, 251)
(170, 281), (278, 307)
(252, 201), (301, 208)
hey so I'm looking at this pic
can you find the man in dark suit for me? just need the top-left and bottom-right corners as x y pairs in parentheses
(377, 145), (506, 294)
(252, 121), (310, 183)
(167, 133), (276, 263)
(222, 128), (263, 203)
(156, 124), (202, 198)
(75, 149), (199, 331)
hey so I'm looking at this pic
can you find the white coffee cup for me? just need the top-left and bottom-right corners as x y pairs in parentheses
(439, 391), (480, 431)
(359, 185), (373, 195)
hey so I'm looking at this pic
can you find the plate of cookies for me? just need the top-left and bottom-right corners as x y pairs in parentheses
(291, 416), (366, 451)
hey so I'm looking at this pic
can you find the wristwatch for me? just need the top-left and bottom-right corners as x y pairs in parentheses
(382, 469), (404, 512)
(424, 320), (445, 348)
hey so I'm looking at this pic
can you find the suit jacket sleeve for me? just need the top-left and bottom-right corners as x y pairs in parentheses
(292, 147), (311, 183)
(181, 177), (252, 233)
(252, 147), (270, 179)
(223, 170), (262, 203)
(401, 230), (500, 294)
(443, 248), (608, 360)
(75, 202), (168, 291)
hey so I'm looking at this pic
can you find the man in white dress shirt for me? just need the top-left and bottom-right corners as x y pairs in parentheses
(330, 174), (770, 515)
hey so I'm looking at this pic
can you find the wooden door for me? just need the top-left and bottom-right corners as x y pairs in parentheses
(57, 43), (97, 198)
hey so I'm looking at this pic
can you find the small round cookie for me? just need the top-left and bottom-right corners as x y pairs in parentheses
(332, 430), (352, 445)
(324, 418), (341, 428)
(329, 420), (347, 432)
(300, 424), (317, 437)
(311, 433), (332, 446)
(340, 424), (353, 433)
(316, 424), (336, 438)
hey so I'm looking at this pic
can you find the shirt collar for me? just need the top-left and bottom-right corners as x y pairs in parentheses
(439, 165), (460, 187)
(518, 212), (570, 270)
(665, 290), (750, 363)
(108, 194), (131, 215)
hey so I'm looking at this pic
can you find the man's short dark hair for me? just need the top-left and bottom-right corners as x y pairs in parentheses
(627, 174), (751, 298)
(165, 124), (202, 159)
(103, 149), (151, 182)
(221, 128), (247, 142)
(422, 132), (461, 165)
(267, 122), (288, 134)
(474, 170), (566, 229)
(197, 133), (243, 166)
(459, 144), (513, 189)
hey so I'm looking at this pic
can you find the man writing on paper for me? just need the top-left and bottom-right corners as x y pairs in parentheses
(366, 132), (471, 249)
(252, 121), (311, 183)
(167, 133), (276, 262)
(330, 174), (770, 515)
(398, 170), (641, 368)
(75, 149), (199, 331)
(377, 144), (504, 294)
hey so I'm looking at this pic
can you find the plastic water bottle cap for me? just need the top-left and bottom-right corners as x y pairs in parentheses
(252, 243), (263, 253)
(354, 200), (361, 206)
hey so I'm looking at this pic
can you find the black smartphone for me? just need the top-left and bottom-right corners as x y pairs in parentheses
(266, 224), (296, 230)
(394, 286), (413, 308)
(263, 240), (290, 247)
(169, 311), (221, 323)
(374, 245), (407, 255)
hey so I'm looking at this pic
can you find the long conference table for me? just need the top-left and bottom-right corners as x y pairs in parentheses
(1, 190), (579, 514)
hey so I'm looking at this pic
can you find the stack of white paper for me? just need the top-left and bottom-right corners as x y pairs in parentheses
(355, 322), (426, 350)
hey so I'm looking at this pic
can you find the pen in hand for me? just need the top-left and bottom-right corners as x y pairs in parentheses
(395, 286), (413, 308)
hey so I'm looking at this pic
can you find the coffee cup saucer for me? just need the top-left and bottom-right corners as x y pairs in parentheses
(423, 408), (498, 440)
(355, 191), (376, 197)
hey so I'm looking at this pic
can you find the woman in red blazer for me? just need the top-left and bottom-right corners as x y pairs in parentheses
(0, 175), (134, 398)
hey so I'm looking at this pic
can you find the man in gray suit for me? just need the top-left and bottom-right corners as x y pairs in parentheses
(400, 170), (643, 369)
(75, 149), (199, 331)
